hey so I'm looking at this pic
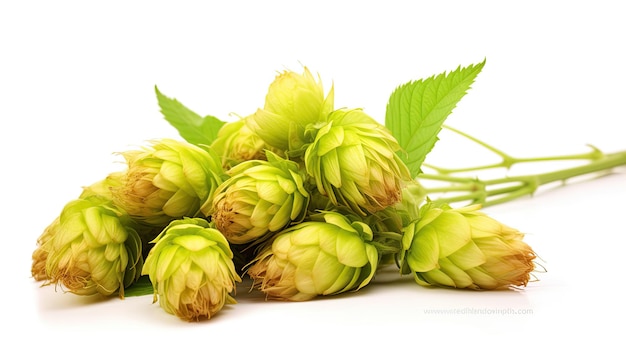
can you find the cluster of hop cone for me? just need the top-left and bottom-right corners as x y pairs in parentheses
(31, 67), (537, 321)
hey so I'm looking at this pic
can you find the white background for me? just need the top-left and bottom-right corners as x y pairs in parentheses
(2, 1), (625, 349)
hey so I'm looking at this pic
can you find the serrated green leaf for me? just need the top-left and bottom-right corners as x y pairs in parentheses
(385, 59), (485, 178)
(155, 86), (225, 146)
(123, 275), (154, 297)
(200, 115), (226, 145)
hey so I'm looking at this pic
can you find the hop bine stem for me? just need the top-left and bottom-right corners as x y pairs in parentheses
(417, 126), (626, 207)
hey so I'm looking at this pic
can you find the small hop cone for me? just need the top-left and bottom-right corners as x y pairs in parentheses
(42, 195), (143, 297)
(112, 139), (225, 226)
(142, 218), (241, 321)
(79, 172), (125, 199)
(210, 117), (282, 170)
(401, 203), (537, 290)
(304, 108), (411, 216)
(203, 152), (310, 245)
(247, 211), (379, 301)
(246, 67), (334, 153)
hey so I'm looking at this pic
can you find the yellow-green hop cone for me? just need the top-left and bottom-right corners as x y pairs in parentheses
(304, 108), (411, 216)
(79, 172), (124, 199)
(246, 67), (334, 153)
(204, 152), (310, 245)
(112, 139), (225, 226)
(247, 211), (379, 301)
(211, 117), (282, 170)
(142, 218), (241, 321)
(400, 203), (537, 290)
(42, 195), (143, 297)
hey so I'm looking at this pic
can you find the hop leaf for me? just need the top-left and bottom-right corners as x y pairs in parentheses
(155, 86), (225, 146)
(385, 60), (486, 177)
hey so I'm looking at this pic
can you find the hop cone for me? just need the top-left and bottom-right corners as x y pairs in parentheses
(211, 117), (281, 170)
(247, 211), (379, 301)
(400, 203), (537, 290)
(41, 195), (143, 297)
(203, 152), (310, 245)
(246, 67), (334, 153)
(304, 108), (411, 216)
(32, 173), (139, 283)
(112, 139), (225, 226)
(142, 218), (241, 321)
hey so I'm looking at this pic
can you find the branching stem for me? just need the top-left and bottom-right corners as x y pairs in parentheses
(417, 126), (626, 207)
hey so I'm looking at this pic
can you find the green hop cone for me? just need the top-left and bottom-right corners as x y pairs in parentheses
(42, 195), (143, 297)
(246, 67), (334, 153)
(400, 203), (537, 290)
(304, 108), (411, 216)
(203, 151), (310, 245)
(247, 211), (379, 301)
(142, 218), (241, 321)
(112, 139), (225, 226)
(211, 117), (282, 170)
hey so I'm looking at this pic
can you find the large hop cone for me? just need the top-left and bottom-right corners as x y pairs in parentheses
(246, 67), (334, 153)
(40, 195), (143, 297)
(112, 138), (225, 226)
(203, 152), (310, 245)
(247, 211), (379, 301)
(304, 108), (411, 216)
(400, 203), (537, 290)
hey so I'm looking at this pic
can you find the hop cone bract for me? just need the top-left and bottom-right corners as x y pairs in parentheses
(31, 217), (60, 282)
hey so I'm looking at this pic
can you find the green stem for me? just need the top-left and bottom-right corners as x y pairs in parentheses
(371, 231), (405, 255)
(520, 151), (626, 184)
(423, 125), (605, 174)
(419, 150), (626, 207)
